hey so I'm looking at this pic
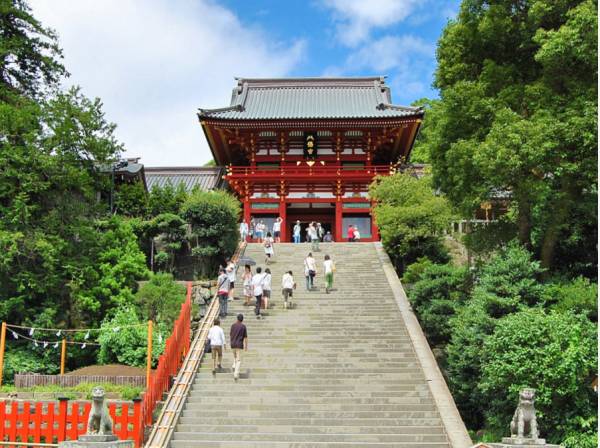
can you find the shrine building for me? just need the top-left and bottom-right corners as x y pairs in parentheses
(198, 77), (424, 242)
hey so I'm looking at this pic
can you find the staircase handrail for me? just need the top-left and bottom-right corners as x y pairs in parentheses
(143, 242), (247, 448)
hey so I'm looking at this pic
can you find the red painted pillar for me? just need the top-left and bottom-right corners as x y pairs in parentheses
(371, 208), (380, 241)
(243, 198), (251, 241)
(335, 199), (343, 242)
(279, 199), (287, 242)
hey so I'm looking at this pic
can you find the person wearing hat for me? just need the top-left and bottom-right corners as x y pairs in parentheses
(229, 314), (248, 381)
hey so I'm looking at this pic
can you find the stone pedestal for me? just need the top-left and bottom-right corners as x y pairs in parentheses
(487, 437), (562, 448)
(59, 435), (134, 448)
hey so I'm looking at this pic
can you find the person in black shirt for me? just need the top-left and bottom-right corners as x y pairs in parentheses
(230, 314), (248, 381)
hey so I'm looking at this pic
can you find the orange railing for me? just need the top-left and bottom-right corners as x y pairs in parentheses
(0, 283), (193, 448)
(141, 282), (192, 429)
(0, 399), (141, 445)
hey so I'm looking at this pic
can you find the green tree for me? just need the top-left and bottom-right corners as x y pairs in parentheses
(147, 182), (188, 217)
(407, 263), (471, 347)
(135, 273), (186, 325)
(446, 243), (545, 427)
(479, 309), (597, 444)
(97, 306), (165, 367)
(0, 0), (67, 100)
(114, 181), (148, 217)
(370, 172), (453, 272)
(181, 190), (240, 278)
(425, 0), (597, 273)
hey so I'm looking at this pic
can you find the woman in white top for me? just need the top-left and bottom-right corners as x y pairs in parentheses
(304, 252), (317, 290)
(263, 232), (275, 264)
(323, 254), (335, 294)
(281, 270), (296, 309)
(353, 228), (361, 241)
(207, 318), (225, 374)
(273, 217), (283, 243)
(262, 268), (272, 310)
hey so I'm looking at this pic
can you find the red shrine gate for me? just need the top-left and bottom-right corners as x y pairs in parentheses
(198, 77), (423, 242)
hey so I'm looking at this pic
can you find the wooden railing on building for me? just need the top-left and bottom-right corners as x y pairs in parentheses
(0, 399), (141, 446)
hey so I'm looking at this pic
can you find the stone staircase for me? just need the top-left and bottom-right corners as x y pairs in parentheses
(170, 242), (468, 447)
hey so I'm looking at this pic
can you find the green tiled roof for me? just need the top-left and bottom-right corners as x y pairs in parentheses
(198, 77), (423, 120)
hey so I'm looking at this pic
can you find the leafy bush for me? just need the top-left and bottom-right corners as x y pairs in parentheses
(72, 217), (149, 323)
(401, 257), (434, 285)
(97, 306), (165, 367)
(147, 182), (188, 217)
(545, 276), (597, 321)
(135, 273), (186, 326)
(370, 173), (453, 273)
(479, 309), (597, 444)
(407, 263), (471, 346)
(3, 346), (60, 384)
(114, 181), (148, 217)
(446, 243), (546, 428)
(182, 190), (240, 277)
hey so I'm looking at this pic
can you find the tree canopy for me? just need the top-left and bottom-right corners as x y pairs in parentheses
(418, 0), (597, 274)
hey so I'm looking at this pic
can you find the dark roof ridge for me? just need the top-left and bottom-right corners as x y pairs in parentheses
(145, 166), (222, 172)
(234, 76), (387, 89)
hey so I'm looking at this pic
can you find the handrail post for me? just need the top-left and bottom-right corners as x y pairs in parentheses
(60, 339), (67, 375)
(146, 320), (153, 387)
(0, 322), (6, 386)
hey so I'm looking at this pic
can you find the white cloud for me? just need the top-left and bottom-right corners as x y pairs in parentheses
(29, 0), (305, 166)
(326, 34), (435, 104)
(321, 0), (421, 46)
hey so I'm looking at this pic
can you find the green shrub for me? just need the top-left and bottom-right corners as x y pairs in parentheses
(479, 309), (597, 444)
(407, 263), (471, 346)
(445, 243), (546, 428)
(370, 173), (453, 273)
(135, 273), (186, 326)
(401, 257), (434, 285)
(2, 346), (60, 384)
(97, 306), (166, 367)
(182, 190), (240, 277)
(545, 277), (597, 321)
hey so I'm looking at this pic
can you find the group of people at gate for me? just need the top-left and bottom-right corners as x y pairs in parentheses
(240, 217), (356, 244)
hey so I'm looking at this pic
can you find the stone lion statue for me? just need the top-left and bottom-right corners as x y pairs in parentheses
(87, 386), (114, 435)
(510, 388), (539, 440)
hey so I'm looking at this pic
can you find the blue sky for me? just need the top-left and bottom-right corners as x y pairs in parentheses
(30, 0), (459, 166)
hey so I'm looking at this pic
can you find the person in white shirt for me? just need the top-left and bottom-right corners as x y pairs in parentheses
(304, 253), (317, 290)
(273, 217), (283, 243)
(293, 221), (301, 244)
(281, 271), (296, 309)
(308, 222), (319, 252)
(239, 220), (249, 242)
(226, 259), (237, 300)
(251, 267), (266, 319)
(262, 268), (272, 310)
(353, 228), (361, 241)
(263, 232), (275, 264)
(207, 318), (225, 374)
(323, 254), (335, 294)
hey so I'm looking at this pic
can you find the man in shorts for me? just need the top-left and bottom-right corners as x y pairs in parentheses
(273, 217), (283, 243)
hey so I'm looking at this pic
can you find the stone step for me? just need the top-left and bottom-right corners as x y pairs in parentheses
(175, 424), (445, 435)
(180, 410), (442, 419)
(171, 431), (448, 443)
(170, 441), (450, 448)
(177, 417), (444, 426)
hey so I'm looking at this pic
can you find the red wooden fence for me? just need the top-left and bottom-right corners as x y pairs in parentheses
(141, 282), (192, 429)
(0, 281), (193, 447)
(0, 398), (141, 446)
